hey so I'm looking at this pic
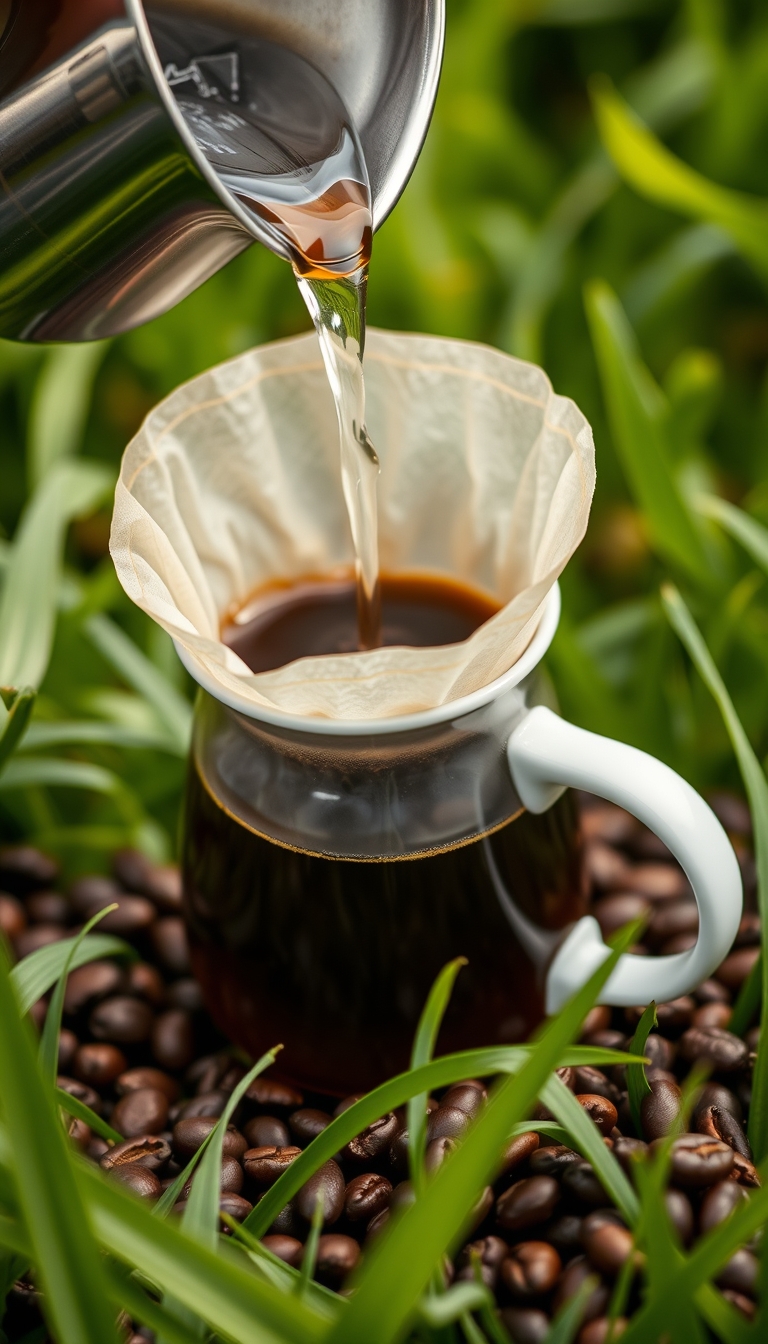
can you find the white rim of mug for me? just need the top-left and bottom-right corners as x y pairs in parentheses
(174, 582), (561, 737)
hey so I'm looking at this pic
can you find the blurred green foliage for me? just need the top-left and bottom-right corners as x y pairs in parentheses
(3, 0), (768, 869)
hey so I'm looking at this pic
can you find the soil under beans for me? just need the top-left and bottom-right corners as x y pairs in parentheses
(0, 789), (760, 1343)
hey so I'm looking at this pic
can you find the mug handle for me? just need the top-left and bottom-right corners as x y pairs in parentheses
(507, 706), (743, 1014)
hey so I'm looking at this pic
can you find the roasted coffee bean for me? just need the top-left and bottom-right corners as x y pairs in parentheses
(679, 1027), (749, 1073)
(721, 1290), (756, 1320)
(573, 1068), (620, 1105)
(124, 961), (166, 1005)
(576, 1095), (617, 1135)
(469, 1185), (494, 1233)
(244, 1115), (290, 1149)
(100, 1136), (171, 1173)
(69, 874), (121, 915)
(579, 1319), (628, 1344)
(314, 1234), (360, 1285)
(187, 1052), (229, 1094)
(647, 899), (698, 947)
(699, 1180), (749, 1234)
(178, 1090), (228, 1120)
(735, 912), (761, 947)
(694, 1081), (743, 1124)
(95, 895), (156, 936)
(582, 1030), (628, 1053)
(111, 1164), (161, 1200)
(716, 1249), (758, 1298)
(529, 1145), (580, 1178)
(289, 1108), (333, 1145)
(627, 997), (693, 1031)
(501, 1131), (540, 1174)
(218, 1192), (253, 1224)
(580, 1006), (612, 1038)
(0, 893), (25, 939)
(391, 1180), (417, 1213)
(151, 918), (190, 974)
(87, 1136), (110, 1162)
(15, 924), (66, 958)
(730, 1152), (760, 1187)
(456, 1236), (508, 1289)
(26, 891), (71, 925)
(57, 1075), (102, 1114)
(582, 803), (637, 844)
(708, 792), (751, 835)
(387, 1126), (411, 1176)
(64, 960), (123, 1014)
(425, 1137), (457, 1174)
(268, 1201), (300, 1236)
(67, 1118), (92, 1149)
(644, 1034), (675, 1071)
(696, 978), (731, 1004)
(694, 1104), (751, 1158)
(665, 1188), (694, 1245)
(580, 1212), (633, 1276)
(333, 1094), (365, 1117)
(141, 862), (183, 912)
(296, 1159), (345, 1225)
(112, 848), (154, 893)
(716, 947), (760, 991)
(112, 1087), (169, 1139)
(344, 1172), (392, 1223)
(584, 841), (630, 889)
(625, 862), (688, 901)
(545, 1214), (584, 1256)
(73, 1043), (127, 1090)
(496, 1176), (560, 1231)
(499, 1307), (550, 1344)
(365, 1208), (390, 1242)
(245, 1077), (304, 1111)
(612, 1137), (647, 1174)
(426, 1105), (471, 1143)
(90, 995), (154, 1045)
(243, 1145), (302, 1186)
(116, 1066), (179, 1102)
(652, 1133), (734, 1188)
(592, 893), (650, 940)
(562, 1162), (606, 1207)
(261, 1234), (304, 1268)
(57, 1028), (78, 1074)
(441, 1082), (487, 1117)
(501, 1242), (562, 1299)
(0, 844), (58, 893)
(167, 978), (204, 1012)
(344, 1111), (400, 1162)
(151, 1008), (194, 1070)
(553, 1255), (609, 1321)
(173, 1116), (246, 1160)
(182, 1155), (243, 1198)
(692, 1002), (732, 1030)
(640, 1077), (682, 1140)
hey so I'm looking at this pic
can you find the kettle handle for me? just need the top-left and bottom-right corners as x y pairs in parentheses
(507, 706), (743, 1014)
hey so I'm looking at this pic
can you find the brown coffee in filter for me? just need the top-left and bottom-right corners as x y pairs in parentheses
(110, 329), (595, 719)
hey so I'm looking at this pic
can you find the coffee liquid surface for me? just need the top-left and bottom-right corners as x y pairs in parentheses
(223, 571), (501, 673)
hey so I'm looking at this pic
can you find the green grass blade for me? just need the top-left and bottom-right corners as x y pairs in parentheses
(0, 755), (124, 794)
(729, 951), (761, 1036)
(584, 279), (715, 585)
(409, 958), (467, 1195)
(418, 1283), (490, 1328)
(697, 494), (768, 574)
(244, 1043), (636, 1239)
(325, 926), (638, 1344)
(538, 1076), (639, 1225)
(295, 1199), (323, 1300)
(55, 1089), (123, 1145)
(0, 940), (121, 1344)
(627, 1002), (657, 1134)
(661, 583), (768, 1159)
(40, 905), (118, 1083)
(10, 930), (132, 1015)
(21, 718), (180, 752)
(224, 1214), (341, 1316)
(28, 343), (107, 490)
(84, 613), (191, 754)
(0, 687), (35, 774)
(0, 459), (112, 691)
(103, 1259), (206, 1344)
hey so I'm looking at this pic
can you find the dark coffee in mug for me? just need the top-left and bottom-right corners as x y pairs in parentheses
(182, 572), (586, 1096)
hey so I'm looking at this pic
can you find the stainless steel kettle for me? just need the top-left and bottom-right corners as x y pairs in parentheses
(0, 1), (444, 341)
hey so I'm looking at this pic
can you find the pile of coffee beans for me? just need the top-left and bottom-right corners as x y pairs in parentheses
(0, 789), (761, 1344)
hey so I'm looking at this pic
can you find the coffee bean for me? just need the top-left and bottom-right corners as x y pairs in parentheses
(173, 1116), (246, 1160)
(116, 1066), (179, 1102)
(0, 845), (58, 894)
(87, 1136), (110, 1162)
(150, 918), (190, 974)
(261, 1234), (304, 1268)
(730, 1152), (760, 1187)
(289, 1108), (333, 1145)
(625, 863), (688, 900)
(441, 1082), (487, 1118)
(545, 1214), (584, 1255)
(296, 1159), (345, 1225)
(390, 1180), (416, 1213)
(151, 1008), (194, 1070)
(112, 1087), (169, 1139)
(141, 862), (183, 912)
(95, 895), (157, 936)
(716, 947), (760, 991)
(530, 1145), (581, 1177)
(183, 1155), (243, 1197)
(580, 1006), (613, 1038)
(716, 1249), (758, 1298)
(111, 1164), (161, 1200)
(680, 1026), (749, 1073)
(573, 1068), (620, 1105)
(124, 961), (166, 1005)
(57, 1075), (102, 1114)
(268, 1201), (299, 1236)
(15, 924), (66, 958)
(344, 1111), (400, 1162)
(426, 1105), (470, 1143)
(69, 875), (121, 915)
(593, 892), (651, 940)
(469, 1186), (494, 1233)
(582, 803), (637, 845)
(652, 1134), (734, 1188)
(245, 1078), (303, 1111)
(219, 1192), (253, 1224)
(499, 1307), (550, 1344)
(425, 1137), (457, 1174)
(694, 1082), (743, 1124)
(187, 1052), (229, 1094)
(579, 1319), (628, 1344)
(708, 792), (751, 835)
(576, 1095), (618, 1136)
(497, 1176), (560, 1231)
(562, 1162), (606, 1207)
(647, 899), (698, 947)
(694, 1104), (751, 1159)
(699, 1180), (749, 1234)
(73, 1043), (127, 1090)
(612, 1137), (647, 1174)
(0, 893), (25, 940)
(664, 1188), (694, 1245)
(167, 978), (204, 1012)
(244, 1115), (290, 1149)
(58, 1028), (78, 1074)
(501, 1131), (539, 1174)
(640, 1077), (682, 1140)
(64, 960), (123, 1014)
(696, 979), (731, 1005)
(332, 1094), (365, 1117)
(67, 1117), (91, 1149)
(501, 1241), (562, 1298)
(365, 1208), (390, 1243)
(553, 1255), (609, 1321)
(387, 1126), (410, 1177)
(581, 1212), (633, 1276)
(100, 1136), (171, 1173)
(178, 1090), (228, 1120)
(584, 841), (630, 889)
(456, 1235), (508, 1289)
(692, 1002), (732, 1030)
(735, 912), (761, 947)
(344, 1172), (392, 1223)
(315, 1233), (360, 1285)
(90, 995), (154, 1045)
(721, 1290), (756, 1320)
(644, 1034), (676, 1072)
(26, 891), (72, 925)
(243, 1146), (302, 1186)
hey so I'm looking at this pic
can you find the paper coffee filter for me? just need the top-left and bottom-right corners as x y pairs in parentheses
(110, 328), (595, 720)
